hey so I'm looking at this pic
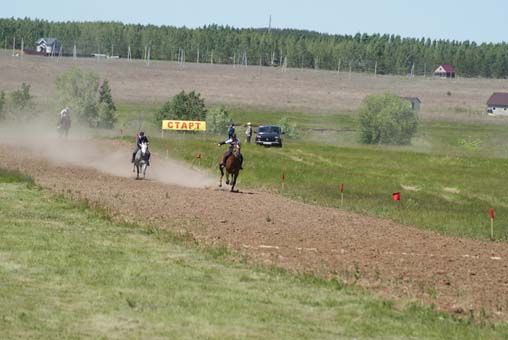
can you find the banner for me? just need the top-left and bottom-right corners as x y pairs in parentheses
(162, 120), (206, 131)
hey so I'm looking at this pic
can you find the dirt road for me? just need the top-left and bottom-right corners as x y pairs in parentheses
(1, 138), (508, 321)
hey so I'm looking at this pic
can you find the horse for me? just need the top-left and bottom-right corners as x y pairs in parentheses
(57, 115), (71, 138)
(219, 144), (242, 192)
(133, 142), (149, 179)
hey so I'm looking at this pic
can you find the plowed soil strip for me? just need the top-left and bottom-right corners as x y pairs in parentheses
(2, 141), (508, 321)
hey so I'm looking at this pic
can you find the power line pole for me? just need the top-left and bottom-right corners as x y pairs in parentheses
(73, 43), (77, 60)
(20, 38), (24, 59)
(196, 47), (199, 63)
(337, 59), (341, 75)
(268, 14), (272, 33)
(146, 47), (151, 66)
(374, 60), (377, 76)
(210, 50), (214, 64)
(127, 45), (131, 61)
(12, 37), (15, 56)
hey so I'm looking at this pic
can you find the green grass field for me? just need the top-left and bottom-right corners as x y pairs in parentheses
(1, 169), (507, 339)
(115, 102), (508, 241)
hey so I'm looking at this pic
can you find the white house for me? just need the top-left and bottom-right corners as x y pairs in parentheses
(433, 64), (455, 78)
(487, 92), (508, 116)
(35, 38), (61, 55)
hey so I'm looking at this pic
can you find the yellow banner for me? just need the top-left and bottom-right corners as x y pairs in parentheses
(162, 120), (206, 131)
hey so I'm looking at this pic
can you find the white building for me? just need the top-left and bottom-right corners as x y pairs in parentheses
(35, 38), (61, 55)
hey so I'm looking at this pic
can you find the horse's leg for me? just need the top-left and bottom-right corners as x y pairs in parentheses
(230, 172), (238, 192)
(226, 172), (230, 185)
(219, 164), (224, 187)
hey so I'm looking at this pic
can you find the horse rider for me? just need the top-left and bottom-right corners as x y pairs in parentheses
(245, 122), (253, 143)
(131, 131), (151, 166)
(228, 122), (236, 139)
(218, 133), (243, 169)
(59, 106), (70, 125)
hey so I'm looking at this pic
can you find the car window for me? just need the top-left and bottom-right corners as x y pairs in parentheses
(258, 126), (280, 133)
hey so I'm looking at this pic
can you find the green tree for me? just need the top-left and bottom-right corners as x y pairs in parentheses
(55, 68), (99, 127)
(155, 90), (207, 123)
(97, 80), (117, 128)
(205, 106), (230, 134)
(359, 93), (418, 145)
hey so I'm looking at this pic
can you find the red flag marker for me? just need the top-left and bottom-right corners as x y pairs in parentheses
(339, 183), (344, 207)
(489, 208), (495, 240)
(392, 192), (401, 201)
(489, 208), (495, 220)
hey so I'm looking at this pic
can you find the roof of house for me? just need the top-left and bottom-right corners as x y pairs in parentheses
(401, 96), (421, 103)
(35, 37), (59, 45)
(487, 92), (508, 106)
(438, 64), (455, 73)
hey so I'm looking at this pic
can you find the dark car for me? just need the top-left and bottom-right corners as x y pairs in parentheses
(255, 125), (283, 147)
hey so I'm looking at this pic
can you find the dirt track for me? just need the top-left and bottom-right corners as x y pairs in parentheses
(1, 139), (508, 322)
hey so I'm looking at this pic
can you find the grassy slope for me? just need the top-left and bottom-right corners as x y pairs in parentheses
(1, 171), (507, 339)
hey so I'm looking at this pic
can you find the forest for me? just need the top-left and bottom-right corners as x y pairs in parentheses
(2, 17), (508, 78)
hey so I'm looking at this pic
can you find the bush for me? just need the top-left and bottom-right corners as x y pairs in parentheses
(55, 68), (99, 127)
(278, 116), (298, 138)
(0, 91), (5, 120)
(10, 83), (33, 111)
(359, 93), (418, 145)
(155, 90), (207, 124)
(206, 106), (230, 134)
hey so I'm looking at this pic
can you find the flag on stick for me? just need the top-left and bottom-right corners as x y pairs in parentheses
(489, 208), (495, 240)
(339, 183), (344, 207)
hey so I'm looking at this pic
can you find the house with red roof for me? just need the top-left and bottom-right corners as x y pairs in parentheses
(487, 92), (508, 115)
(433, 64), (455, 78)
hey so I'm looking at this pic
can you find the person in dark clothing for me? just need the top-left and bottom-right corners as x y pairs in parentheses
(228, 123), (235, 139)
(131, 131), (151, 165)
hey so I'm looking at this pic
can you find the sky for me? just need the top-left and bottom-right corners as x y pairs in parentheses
(4, 0), (508, 43)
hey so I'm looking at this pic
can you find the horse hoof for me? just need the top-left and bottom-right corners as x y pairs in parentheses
(226, 180), (230, 185)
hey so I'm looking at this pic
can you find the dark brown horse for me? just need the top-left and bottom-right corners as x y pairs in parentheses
(219, 144), (241, 192)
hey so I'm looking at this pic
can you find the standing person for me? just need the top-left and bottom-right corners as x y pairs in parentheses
(131, 131), (151, 166)
(228, 123), (236, 139)
(245, 122), (253, 143)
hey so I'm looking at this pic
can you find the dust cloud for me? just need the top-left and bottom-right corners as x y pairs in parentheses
(0, 120), (216, 188)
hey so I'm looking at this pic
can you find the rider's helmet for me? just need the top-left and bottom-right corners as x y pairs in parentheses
(139, 131), (145, 136)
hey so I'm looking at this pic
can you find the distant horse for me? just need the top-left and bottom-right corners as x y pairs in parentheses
(133, 142), (149, 179)
(219, 144), (242, 192)
(57, 115), (71, 138)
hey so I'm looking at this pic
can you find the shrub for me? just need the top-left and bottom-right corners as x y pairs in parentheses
(55, 68), (99, 127)
(206, 106), (230, 134)
(0, 91), (5, 120)
(10, 83), (33, 111)
(155, 90), (207, 124)
(278, 116), (298, 138)
(359, 93), (418, 145)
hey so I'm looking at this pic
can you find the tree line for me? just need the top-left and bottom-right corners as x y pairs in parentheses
(2, 17), (508, 78)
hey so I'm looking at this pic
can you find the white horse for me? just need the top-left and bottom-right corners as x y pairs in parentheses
(133, 142), (149, 179)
